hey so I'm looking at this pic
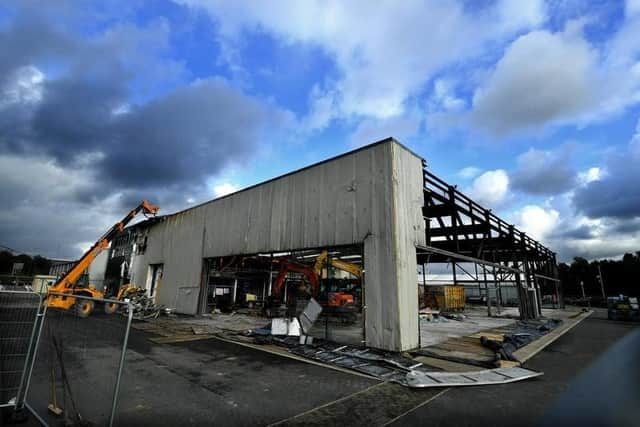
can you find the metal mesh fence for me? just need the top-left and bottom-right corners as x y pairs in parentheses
(0, 290), (43, 411)
(26, 294), (132, 427)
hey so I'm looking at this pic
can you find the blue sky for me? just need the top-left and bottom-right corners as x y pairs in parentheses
(1, 0), (639, 261)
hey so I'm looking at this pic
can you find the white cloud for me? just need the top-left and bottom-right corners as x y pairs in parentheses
(561, 228), (640, 261)
(577, 167), (602, 185)
(471, 11), (640, 134)
(519, 194), (640, 261)
(179, 0), (546, 125)
(430, 79), (465, 113)
(626, 0), (640, 17)
(111, 104), (130, 116)
(0, 66), (44, 107)
(471, 25), (597, 134)
(467, 169), (509, 206)
(516, 204), (560, 240)
(457, 166), (482, 180)
(213, 182), (240, 198)
(300, 84), (340, 132)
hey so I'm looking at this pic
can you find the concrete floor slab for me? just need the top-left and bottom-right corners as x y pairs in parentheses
(420, 313), (515, 347)
(419, 306), (586, 348)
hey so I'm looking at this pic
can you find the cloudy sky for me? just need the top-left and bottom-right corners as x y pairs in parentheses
(1, 0), (639, 261)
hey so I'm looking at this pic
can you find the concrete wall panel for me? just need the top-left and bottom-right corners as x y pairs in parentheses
(390, 143), (426, 350)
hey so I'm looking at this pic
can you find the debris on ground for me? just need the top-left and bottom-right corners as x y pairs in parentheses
(255, 337), (542, 388)
(121, 288), (163, 320)
(250, 298), (322, 342)
(479, 319), (562, 362)
(443, 313), (466, 321)
(415, 316), (562, 368)
(129, 303), (548, 388)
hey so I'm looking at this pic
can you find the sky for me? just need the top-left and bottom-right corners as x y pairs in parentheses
(0, 0), (639, 262)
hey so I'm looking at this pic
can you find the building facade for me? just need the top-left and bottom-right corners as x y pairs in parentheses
(123, 138), (558, 352)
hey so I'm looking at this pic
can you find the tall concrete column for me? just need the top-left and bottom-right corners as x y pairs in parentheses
(364, 142), (424, 351)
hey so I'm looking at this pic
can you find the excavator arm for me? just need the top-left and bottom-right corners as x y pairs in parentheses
(314, 250), (362, 278)
(271, 259), (320, 299)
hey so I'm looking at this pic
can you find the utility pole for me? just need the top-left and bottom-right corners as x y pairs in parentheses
(597, 264), (606, 300)
(580, 280), (590, 308)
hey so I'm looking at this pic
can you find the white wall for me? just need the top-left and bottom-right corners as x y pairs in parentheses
(388, 143), (425, 350)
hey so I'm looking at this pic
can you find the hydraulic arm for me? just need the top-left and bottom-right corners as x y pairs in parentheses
(47, 200), (159, 317)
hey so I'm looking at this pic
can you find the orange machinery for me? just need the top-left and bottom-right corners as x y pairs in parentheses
(47, 200), (159, 317)
(267, 250), (362, 311)
(313, 250), (362, 308)
(271, 259), (320, 298)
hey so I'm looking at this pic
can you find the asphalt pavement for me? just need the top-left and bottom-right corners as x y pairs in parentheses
(387, 309), (639, 427)
(12, 308), (639, 426)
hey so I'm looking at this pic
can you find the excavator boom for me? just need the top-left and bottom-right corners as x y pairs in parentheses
(314, 250), (362, 278)
(271, 259), (320, 298)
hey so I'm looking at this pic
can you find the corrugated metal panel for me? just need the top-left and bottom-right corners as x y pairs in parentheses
(191, 143), (394, 256)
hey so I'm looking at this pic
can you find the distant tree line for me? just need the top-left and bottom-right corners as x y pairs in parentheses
(559, 252), (640, 300)
(0, 250), (52, 276)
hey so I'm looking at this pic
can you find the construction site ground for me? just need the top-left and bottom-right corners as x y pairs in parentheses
(18, 307), (638, 426)
(19, 307), (638, 426)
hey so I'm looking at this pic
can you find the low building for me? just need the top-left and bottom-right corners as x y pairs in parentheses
(123, 138), (559, 352)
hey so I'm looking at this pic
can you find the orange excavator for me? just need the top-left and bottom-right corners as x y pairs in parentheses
(47, 200), (159, 317)
(313, 250), (362, 308)
(271, 259), (320, 298)
(265, 251), (362, 318)
(264, 258), (320, 317)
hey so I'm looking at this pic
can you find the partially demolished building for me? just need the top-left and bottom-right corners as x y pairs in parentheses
(118, 138), (559, 352)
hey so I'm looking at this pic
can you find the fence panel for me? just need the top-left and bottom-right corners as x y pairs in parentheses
(26, 293), (132, 427)
(0, 290), (44, 416)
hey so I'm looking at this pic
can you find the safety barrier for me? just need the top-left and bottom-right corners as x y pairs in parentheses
(21, 293), (132, 426)
(0, 290), (45, 423)
(0, 291), (135, 426)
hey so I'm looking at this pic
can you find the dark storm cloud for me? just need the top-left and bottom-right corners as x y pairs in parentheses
(0, 1), (285, 257)
(32, 77), (126, 157)
(0, 2), (78, 78)
(612, 218), (640, 235)
(552, 224), (595, 240)
(511, 148), (577, 195)
(573, 149), (640, 219)
(106, 78), (269, 188)
(0, 0), (278, 193)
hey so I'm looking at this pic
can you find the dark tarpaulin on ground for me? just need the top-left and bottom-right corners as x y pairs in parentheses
(480, 318), (563, 362)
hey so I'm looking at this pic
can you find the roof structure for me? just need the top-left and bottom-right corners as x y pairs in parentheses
(418, 161), (560, 319)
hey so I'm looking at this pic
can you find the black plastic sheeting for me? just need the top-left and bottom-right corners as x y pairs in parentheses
(481, 318), (562, 362)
